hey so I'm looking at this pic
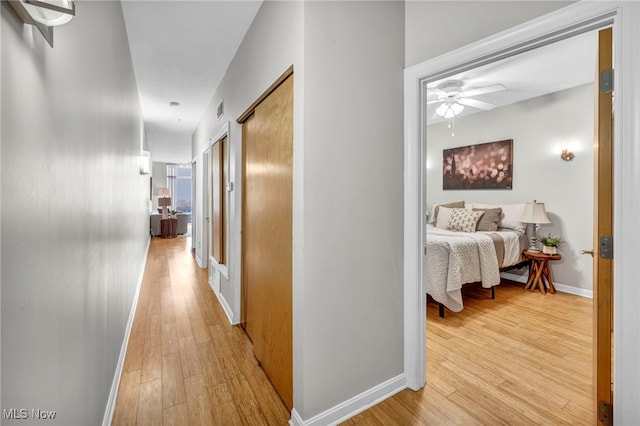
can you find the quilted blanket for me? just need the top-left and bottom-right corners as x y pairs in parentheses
(425, 226), (501, 312)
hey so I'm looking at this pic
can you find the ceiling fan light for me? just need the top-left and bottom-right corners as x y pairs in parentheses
(451, 103), (464, 115)
(435, 103), (449, 117)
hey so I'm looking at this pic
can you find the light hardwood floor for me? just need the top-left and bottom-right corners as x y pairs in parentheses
(111, 237), (290, 425)
(113, 238), (593, 425)
(346, 281), (593, 425)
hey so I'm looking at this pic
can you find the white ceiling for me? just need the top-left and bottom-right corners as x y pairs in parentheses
(121, 0), (262, 164)
(426, 30), (597, 125)
(120, 2), (595, 163)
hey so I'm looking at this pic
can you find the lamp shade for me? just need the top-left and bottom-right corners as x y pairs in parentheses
(158, 188), (170, 197)
(158, 197), (172, 207)
(521, 202), (551, 224)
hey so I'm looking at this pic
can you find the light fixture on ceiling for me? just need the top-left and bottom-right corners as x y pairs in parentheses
(435, 101), (464, 136)
(428, 79), (505, 136)
(8, 0), (75, 47)
(435, 101), (464, 119)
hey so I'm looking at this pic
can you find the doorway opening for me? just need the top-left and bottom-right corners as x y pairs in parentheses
(404, 4), (623, 424)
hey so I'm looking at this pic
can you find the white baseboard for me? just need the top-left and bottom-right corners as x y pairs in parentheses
(102, 236), (151, 426)
(500, 272), (593, 298)
(289, 374), (406, 426)
(208, 273), (239, 325)
(195, 254), (206, 269)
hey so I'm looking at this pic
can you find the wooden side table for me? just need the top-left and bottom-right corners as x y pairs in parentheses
(522, 251), (561, 294)
(160, 218), (177, 239)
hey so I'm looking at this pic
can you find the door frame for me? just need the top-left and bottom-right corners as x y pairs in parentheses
(403, 2), (640, 422)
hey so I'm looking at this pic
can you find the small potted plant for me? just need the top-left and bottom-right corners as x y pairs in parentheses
(540, 234), (563, 254)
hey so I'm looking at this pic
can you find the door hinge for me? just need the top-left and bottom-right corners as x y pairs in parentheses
(424, 246), (427, 255)
(600, 236), (613, 259)
(600, 69), (614, 93)
(598, 400), (612, 425)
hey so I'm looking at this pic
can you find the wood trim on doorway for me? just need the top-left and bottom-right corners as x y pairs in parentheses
(594, 26), (614, 426)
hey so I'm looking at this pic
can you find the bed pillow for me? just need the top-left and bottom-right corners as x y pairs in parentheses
(429, 201), (465, 224)
(473, 207), (502, 232)
(435, 206), (454, 229)
(447, 208), (485, 233)
(499, 203), (526, 232)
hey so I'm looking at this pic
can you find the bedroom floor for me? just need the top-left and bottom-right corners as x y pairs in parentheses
(345, 281), (593, 425)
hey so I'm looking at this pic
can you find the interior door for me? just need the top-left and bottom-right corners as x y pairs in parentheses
(241, 73), (293, 410)
(211, 137), (226, 264)
(202, 150), (209, 267)
(594, 27), (614, 426)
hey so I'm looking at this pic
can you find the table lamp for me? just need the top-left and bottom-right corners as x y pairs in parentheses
(521, 200), (551, 253)
(158, 194), (172, 220)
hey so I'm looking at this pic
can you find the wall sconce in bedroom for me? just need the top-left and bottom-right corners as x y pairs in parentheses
(8, 0), (75, 47)
(560, 139), (575, 161)
(521, 200), (552, 253)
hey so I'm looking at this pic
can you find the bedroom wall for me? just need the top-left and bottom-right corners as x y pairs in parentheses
(1, 1), (149, 425)
(426, 84), (594, 293)
(405, 1), (574, 67)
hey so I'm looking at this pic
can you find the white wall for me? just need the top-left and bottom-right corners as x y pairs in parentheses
(1, 1), (149, 424)
(193, 1), (404, 422)
(151, 161), (167, 211)
(192, 0), (304, 310)
(405, 1), (574, 67)
(299, 1), (404, 419)
(427, 84), (594, 292)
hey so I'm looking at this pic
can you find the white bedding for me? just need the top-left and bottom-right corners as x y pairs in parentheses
(425, 225), (524, 312)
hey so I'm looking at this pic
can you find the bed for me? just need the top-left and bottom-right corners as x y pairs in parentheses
(425, 202), (529, 315)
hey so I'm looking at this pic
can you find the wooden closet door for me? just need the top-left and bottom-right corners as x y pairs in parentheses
(241, 74), (293, 410)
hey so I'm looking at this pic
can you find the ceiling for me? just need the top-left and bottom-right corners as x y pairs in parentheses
(121, 1), (262, 164)
(120, 2), (595, 163)
(425, 30), (597, 125)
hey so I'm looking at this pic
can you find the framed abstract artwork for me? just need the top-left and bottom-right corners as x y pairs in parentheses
(442, 139), (513, 190)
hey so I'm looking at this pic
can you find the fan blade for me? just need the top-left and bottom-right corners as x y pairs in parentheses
(426, 98), (445, 105)
(427, 87), (447, 97)
(459, 98), (496, 110)
(460, 84), (505, 98)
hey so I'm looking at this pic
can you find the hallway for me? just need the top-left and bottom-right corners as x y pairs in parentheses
(112, 238), (289, 425)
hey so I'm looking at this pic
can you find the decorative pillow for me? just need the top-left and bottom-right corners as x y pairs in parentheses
(435, 206), (454, 229)
(430, 201), (465, 225)
(500, 203), (526, 232)
(473, 207), (502, 232)
(447, 208), (485, 233)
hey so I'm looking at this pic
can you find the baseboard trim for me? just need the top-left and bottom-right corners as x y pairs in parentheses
(208, 275), (239, 325)
(102, 236), (151, 426)
(195, 254), (206, 269)
(289, 373), (406, 426)
(500, 272), (593, 298)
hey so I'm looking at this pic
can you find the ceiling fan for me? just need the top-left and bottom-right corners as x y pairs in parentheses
(427, 80), (506, 135)
(427, 80), (506, 118)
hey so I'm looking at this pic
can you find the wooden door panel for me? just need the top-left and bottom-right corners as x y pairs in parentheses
(594, 27), (613, 426)
(211, 140), (224, 264)
(241, 74), (293, 410)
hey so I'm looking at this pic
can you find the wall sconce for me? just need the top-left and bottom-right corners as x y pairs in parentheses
(8, 0), (75, 47)
(140, 150), (151, 175)
(560, 139), (575, 161)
